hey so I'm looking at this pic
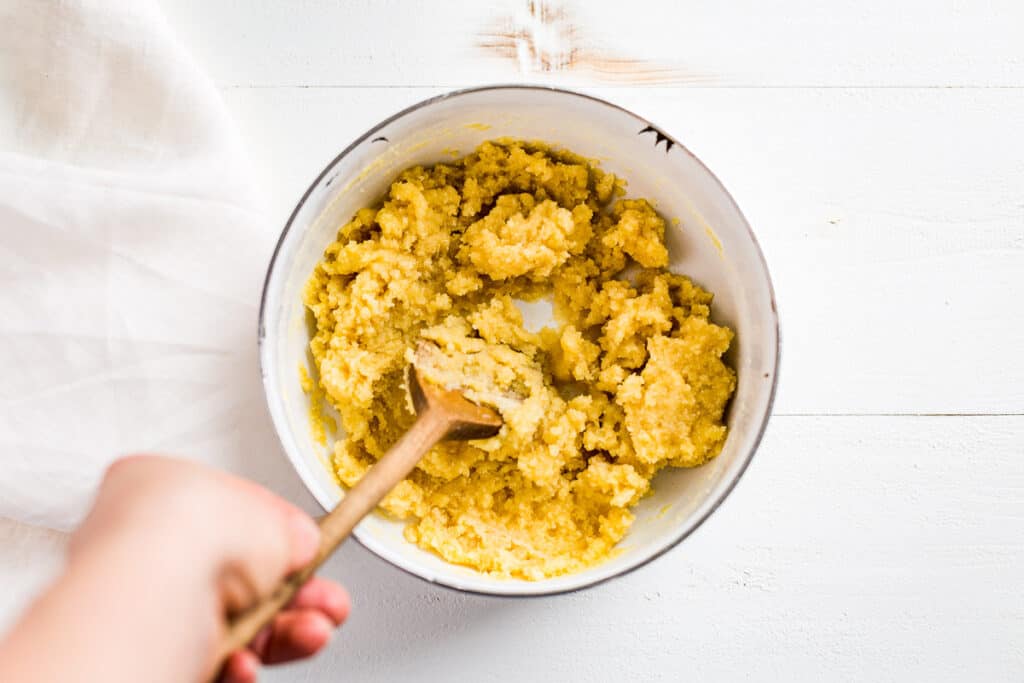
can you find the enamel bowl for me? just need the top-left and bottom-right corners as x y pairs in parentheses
(259, 85), (779, 596)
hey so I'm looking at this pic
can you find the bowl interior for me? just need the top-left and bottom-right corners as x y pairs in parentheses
(260, 87), (778, 595)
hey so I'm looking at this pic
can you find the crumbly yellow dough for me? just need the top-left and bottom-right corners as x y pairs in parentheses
(303, 141), (736, 580)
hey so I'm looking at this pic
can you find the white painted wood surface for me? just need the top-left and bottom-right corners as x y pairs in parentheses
(1, 1), (1022, 681)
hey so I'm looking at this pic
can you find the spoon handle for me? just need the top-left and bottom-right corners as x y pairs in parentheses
(210, 406), (451, 676)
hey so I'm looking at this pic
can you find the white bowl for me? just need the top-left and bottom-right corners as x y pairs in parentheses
(259, 85), (779, 596)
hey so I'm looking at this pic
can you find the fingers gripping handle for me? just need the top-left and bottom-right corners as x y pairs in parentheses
(209, 408), (451, 679)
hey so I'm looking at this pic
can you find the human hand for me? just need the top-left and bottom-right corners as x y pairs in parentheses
(0, 455), (349, 683)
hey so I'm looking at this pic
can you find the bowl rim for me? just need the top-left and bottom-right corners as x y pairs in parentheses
(258, 83), (781, 597)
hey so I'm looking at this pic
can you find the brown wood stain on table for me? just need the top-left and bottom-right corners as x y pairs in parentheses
(477, 0), (706, 84)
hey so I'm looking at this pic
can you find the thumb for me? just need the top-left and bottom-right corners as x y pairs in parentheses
(209, 478), (321, 615)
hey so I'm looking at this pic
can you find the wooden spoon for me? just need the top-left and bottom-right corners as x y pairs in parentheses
(211, 350), (503, 676)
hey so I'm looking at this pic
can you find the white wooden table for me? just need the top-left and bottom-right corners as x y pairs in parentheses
(2, 1), (1022, 680)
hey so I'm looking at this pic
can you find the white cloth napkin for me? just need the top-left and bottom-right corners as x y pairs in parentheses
(0, 0), (289, 530)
